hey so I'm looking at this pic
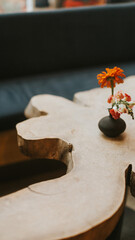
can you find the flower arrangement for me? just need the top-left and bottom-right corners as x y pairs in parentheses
(97, 67), (135, 120)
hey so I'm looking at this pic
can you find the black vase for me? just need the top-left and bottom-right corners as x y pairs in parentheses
(98, 115), (126, 137)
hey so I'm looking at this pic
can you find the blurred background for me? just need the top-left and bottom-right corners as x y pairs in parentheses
(0, 0), (134, 13)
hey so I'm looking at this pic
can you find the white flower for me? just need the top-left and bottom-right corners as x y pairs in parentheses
(119, 104), (128, 113)
(113, 105), (117, 111)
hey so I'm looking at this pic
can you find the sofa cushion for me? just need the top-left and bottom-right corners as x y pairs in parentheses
(1, 3), (135, 79)
(1, 61), (135, 130)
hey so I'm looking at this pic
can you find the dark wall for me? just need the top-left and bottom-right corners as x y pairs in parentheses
(0, 3), (135, 79)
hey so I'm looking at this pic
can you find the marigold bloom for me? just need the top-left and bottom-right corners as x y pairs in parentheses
(110, 109), (120, 120)
(124, 93), (131, 102)
(97, 67), (126, 88)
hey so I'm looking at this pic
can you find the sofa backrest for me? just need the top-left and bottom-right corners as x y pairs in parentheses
(0, 3), (135, 79)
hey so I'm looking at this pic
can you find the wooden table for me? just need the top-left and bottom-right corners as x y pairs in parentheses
(0, 76), (135, 240)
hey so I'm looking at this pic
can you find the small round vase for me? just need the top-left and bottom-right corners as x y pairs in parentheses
(98, 115), (126, 138)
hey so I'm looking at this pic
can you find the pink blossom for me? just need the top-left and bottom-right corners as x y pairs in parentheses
(128, 101), (135, 109)
(110, 109), (121, 120)
(115, 91), (124, 100)
(129, 105), (134, 109)
(124, 93), (131, 101)
(107, 95), (115, 104)
(119, 104), (128, 114)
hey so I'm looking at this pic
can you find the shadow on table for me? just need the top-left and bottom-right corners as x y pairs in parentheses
(0, 159), (135, 240)
(0, 158), (67, 197)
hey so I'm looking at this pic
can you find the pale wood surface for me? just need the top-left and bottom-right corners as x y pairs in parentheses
(0, 76), (135, 240)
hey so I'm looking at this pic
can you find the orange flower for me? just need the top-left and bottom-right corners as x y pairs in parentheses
(110, 109), (120, 120)
(97, 67), (126, 88)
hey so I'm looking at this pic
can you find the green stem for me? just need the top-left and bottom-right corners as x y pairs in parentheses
(111, 79), (114, 96)
(110, 79), (114, 109)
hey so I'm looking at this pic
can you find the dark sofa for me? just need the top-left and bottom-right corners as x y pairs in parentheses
(0, 3), (135, 239)
(0, 2), (135, 131)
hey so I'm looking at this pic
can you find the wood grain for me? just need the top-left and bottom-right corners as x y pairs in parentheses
(1, 76), (135, 240)
(0, 129), (30, 166)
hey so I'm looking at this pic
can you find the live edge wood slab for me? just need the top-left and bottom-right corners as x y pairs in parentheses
(0, 76), (135, 240)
